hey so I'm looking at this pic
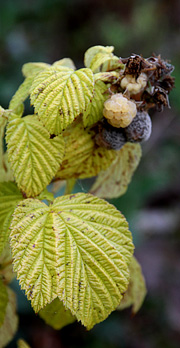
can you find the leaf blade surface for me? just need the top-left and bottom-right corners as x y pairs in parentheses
(90, 143), (142, 198)
(10, 193), (134, 329)
(6, 115), (65, 197)
(30, 66), (94, 134)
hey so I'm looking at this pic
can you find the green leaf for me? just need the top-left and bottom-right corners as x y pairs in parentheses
(84, 45), (114, 69)
(78, 146), (117, 179)
(53, 58), (76, 70)
(22, 62), (50, 78)
(91, 54), (121, 74)
(9, 62), (50, 116)
(84, 45), (122, 73)
(0, 112), (14, 183)
(0, 107), (8, 127)
(6, 115), (65, 197)
(55, 120), (95, 180)
(55, 120), (116, 180)
(0, 182), (23, 255)
(30, 66), (94, 134)
(0, 278), (8, 327)
(17, 339), (31, 348)
(0, 287), (18, 347)
(0, 153), (14, 183)
(90, 143), (142, 198)
(39, 297), (76, 329)
(83, 80), (108, 127)
(117, 256), (147, 313)
(94, 71), (119, 83)
(9, 77), (34, 114)
(10, 193), (134, 329)
(37, 188), (54, 202)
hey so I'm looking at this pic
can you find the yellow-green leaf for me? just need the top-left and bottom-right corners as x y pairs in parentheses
(84, 45), (114, 69)
(78, 146), (117, 179)
(0, 153), (14, 183)
(0, 287), (18, 347)
(9, 77), (34, 114)
(91, 54), (121, 74)
(0, 182), (23, 255)
(53, 58), (76, 70)
(84, 45), (122, 73)
(117, 256), (147, 313)
(30, 66), (94, 135)
(9, 62), (50, 116)
(6, 115), (65, 197)
(17, 339), (31, 348)
(90, 143), (142, 198)
(10, 193), (134, 329)
(55, 121), (95, 180)
(39, 298), (75, 329)
(37, 188), (54, 202)
(0, 113), (13, 182)
(83, 80), (108, 127)
(22, 62), (50, 78)
(0, 278), (8, 327)
(0, 107), (8, 127)
(94, 71), (119, 83)
(55, 120), (116, 180)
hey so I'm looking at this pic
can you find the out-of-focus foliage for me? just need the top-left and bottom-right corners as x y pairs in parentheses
(0, 182), (23, 254)
(117, 256), (147, 313)
(0, 288), (18, 348)
(17, 339), (31, 348)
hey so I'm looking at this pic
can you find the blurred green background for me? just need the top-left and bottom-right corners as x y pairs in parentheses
(0, 0), (180, 347)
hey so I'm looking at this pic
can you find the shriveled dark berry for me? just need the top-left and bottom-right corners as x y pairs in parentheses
(95, 121), (127, 150)
(121, 55), (152, 78)
(124, 111), (152, 143)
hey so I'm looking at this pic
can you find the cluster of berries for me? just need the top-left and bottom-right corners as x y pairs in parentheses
(96, 111), (152, 150)
(95, 54), (174, 150)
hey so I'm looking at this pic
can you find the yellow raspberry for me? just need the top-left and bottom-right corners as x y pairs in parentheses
(103, 93), (137, 128)
(121, 73), (147, 94)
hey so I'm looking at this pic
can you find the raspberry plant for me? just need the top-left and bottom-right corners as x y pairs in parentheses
(0, 45), (174, 347)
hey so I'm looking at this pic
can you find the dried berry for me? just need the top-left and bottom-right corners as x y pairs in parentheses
(95, 121), (127, 150)
(152, 87), (169, 111)
(157, 75), (175, 93)
(147, 55), (174, 82)
(121, 55), (153, 77)
(120, 73), (147, 95)
(124, 111), (152, 143)
(103, 93), (137, 128)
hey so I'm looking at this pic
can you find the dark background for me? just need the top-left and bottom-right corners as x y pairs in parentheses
(0, 0), (180, 347)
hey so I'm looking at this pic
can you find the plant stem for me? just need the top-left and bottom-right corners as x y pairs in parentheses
(65, 178), (76, 195)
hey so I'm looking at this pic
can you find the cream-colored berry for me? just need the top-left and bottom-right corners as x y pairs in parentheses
(121, 73), (147, 94)
(103, 93), (137, 128)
